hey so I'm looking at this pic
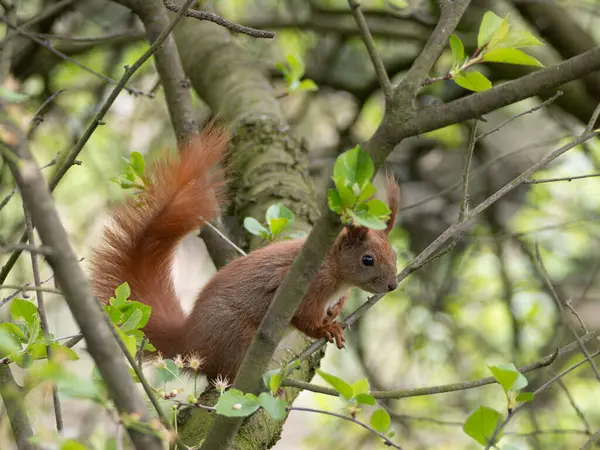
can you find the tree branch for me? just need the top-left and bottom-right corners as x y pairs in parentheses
(283, 329), (600, 399)
(124, 0), (198, 141)
(347, 0), (392, 99)
(0, 365), (37, 450)
(163, 0), (275, 39)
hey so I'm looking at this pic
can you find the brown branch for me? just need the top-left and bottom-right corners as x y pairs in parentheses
(347, 0), (392, 99)
(0, 15), (151, 97)
(289, 406), (403, 449)
(392, 0), (472, 106)
(162, 0), (275, 39)
(125, 0), (198, 141)
(534, 244), (600, 382)
(23, 209), (63, 431)
(0, 365), (37, 450)
(286, 329), (600, 399)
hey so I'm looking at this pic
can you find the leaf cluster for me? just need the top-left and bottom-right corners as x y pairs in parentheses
(449, 12), (544, 92)
(243, 203), (299, 241)
(463, 363), (534, 448)
(276, 54), (319, 95)
(327, 145), (391, 230)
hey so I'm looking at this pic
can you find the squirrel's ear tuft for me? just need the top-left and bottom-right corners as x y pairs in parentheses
(385, 172), (401, 234)
(345, 225), (368, 245)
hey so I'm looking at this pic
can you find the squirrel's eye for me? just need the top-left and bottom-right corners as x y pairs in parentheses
(362, 255), (374, 266)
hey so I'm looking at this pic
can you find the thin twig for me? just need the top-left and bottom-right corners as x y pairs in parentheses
(0, 284), (62, 295)
(30, 30), (145, 44)
(0, 16), (151, 97)
(557, 379), (592, 435)
(534, 243), (600, 382)
(202, 219), (246, 256)
(347, 0), (392, 99)
(289, 406), (403, 449)
(0, 0), (79, 48)
(0, 243), (53, 254)
(26, 90), (66, 138)
(23, 208), (63, 432)
(102, 310), (187, 450)
(458, 120), (478, 221)
(162, 0), (275, 39)
(525, 172), (600, 184)
(284, 330), (600, 399)
(477, 91), (564, 141)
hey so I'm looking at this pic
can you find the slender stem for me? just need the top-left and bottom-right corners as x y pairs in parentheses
(23, 209), (63, 432)
(458, 120), (478, 221)
(347, 0), (392, 100)
(289, 407), (403, 449)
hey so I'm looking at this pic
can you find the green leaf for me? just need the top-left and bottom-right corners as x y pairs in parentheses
(286, 54), (304, 80)
(104, 305), (122, 324)
(122, 301), (151, 329)
(243, 217), (269, 238)
(449, 34), (465, 63)
(114, 282), (131, 304)
(366, 199), (392, 219)
(355, 393), (376, 405)
(335, 182), (357, 209)
(155, 359), (180, 383)
(120, 308), (142, 332)
(516, 392), (534, 403)
(258, 392), (288, 421)
(488, 365), (519, 393)
(483, 48), (542, 67)
(129, 152), (145, 178)
(116, 327), (136, 357)
(496, 363), (528, 391)
(356, 182), (377, 204)
(478, 11), (504, 48)
(454, 71), (492, 92)
(497, 30), (544, 49)
(316, 369), (354, 400)
(52, 343), (79, 361)
(463, 406), (503, 446)
(352, 378), (370, 395)
(215, 389), (260, 417)
(348, 209), (387, 230)
(298, 79), (318, 92)
(333, 145), (374, 191)
(262, 368), (281, 391)
(370, 409), (391, 433)
(0, 322), (27, 341)
(0, 326), (21, 358)
(328, 189), (343, 214)
(488, 15), (510, 49)
(266, 204), (295, 223)
(10, 299), (38, 326)
(269, 218), (290, 237)
(60, 439), (87, 450)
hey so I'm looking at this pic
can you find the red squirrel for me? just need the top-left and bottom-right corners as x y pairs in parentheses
(89, 124), (400, 381)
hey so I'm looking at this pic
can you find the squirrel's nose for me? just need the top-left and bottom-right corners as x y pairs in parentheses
(388, 280), (398, 292)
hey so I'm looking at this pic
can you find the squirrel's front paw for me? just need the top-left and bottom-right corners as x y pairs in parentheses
(320, 322), (345, 349)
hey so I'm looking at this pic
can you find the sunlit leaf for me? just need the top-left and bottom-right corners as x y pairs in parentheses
(463, 406), (503, 446)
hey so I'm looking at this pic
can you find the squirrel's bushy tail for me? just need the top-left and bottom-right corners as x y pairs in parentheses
(89, 124), (227, 356)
